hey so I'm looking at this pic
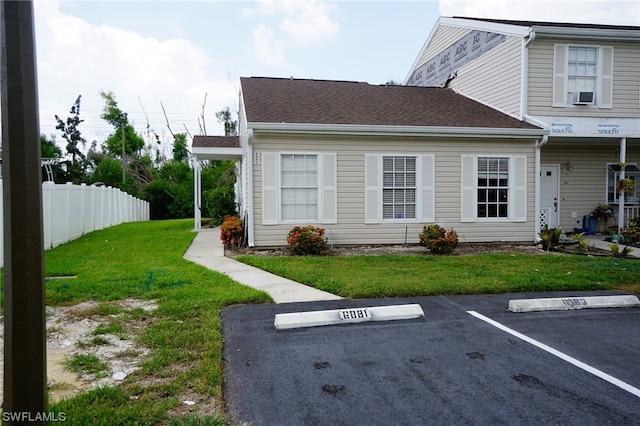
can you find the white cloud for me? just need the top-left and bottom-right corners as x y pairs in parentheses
(246, 0), (340, 66)
(33, 0), (237, 149)
(439, 0), (640, 26)
(252, 24), (289, 66)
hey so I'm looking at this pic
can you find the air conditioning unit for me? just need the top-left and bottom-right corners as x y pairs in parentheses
(573, 91), (595, 105)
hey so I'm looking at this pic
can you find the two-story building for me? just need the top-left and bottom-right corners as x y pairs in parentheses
(405, 17), (640, 234)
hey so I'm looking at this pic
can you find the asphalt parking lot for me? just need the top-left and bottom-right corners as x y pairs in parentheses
(221, 290), (640, 425)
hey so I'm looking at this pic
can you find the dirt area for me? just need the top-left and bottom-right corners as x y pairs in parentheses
(226, 241), (586, 257)
(0, 299), (157, 403)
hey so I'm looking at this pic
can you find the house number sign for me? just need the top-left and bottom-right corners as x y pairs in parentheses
(339, 308), (372, 321)
(561, 298), (588, 307)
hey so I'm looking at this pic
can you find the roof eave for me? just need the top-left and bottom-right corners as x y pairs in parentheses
(248, 122), (548, 139)
(191, 146), (242, 161)
(531, 26), (640, 41)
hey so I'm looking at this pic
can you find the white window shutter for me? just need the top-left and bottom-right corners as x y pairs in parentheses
(320, 153), (337, 224)
(261, 152), (279, 225)
(460, 155), (476, 222)
(419, 154), (435, 222)
(553, 44), (568, 107)
(599, 46), (614, 109)
(512, 156), (527, 222)
(364, 154), (381, 224)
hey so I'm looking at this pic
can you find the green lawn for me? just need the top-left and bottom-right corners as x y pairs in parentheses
(3, 219), (271, 425)
(237, 252), (640, 298)
(3, 220), (638, 424)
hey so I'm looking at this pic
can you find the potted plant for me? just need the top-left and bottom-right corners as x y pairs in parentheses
(616, 178), (634, 195)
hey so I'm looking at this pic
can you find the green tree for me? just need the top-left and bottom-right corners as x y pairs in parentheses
(55, 95), (90, 183)
(215, 106), (238, 136)
(99, 90), (145, 157)
(172, 133), (189, 163)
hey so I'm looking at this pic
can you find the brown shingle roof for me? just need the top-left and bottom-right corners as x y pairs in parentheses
(453, 17), (640, 31)
(240, 77), (540, 130)
(192, 135), (239, 148)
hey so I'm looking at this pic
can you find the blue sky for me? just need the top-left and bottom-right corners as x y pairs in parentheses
(19, 0), (640, 157)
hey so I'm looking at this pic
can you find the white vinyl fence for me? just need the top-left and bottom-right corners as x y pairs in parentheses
(0, 181), (149, 266)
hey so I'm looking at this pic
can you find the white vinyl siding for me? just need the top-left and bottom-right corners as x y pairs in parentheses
(253, 137), (536, 246)
(447, 35), (522, 117)
(530, 40), (639, 117)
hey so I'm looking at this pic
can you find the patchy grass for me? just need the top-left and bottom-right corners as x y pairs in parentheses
(64, 354), (110, 378)
(236, 252), (640, 298)
(5, 219), (272, 425)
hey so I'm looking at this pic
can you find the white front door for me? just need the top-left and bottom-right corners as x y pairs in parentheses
(540, 165), (560, 229)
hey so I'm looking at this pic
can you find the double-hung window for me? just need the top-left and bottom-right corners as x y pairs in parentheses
(461, 155), (526, 222)
(553, 44), (613, 108)
(382, 156), (416, 219)
(281, 154), (318, 221)
(567, 46), (597, 104)
(477, 157), (509, 218)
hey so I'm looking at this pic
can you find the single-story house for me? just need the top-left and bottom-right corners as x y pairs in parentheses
(193, 76), (549, 247)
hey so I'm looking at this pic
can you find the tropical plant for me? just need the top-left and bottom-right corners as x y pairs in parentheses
(539, 226), (562, 251)
(570, 232), (593, 252)
(609, 241), (633, 258)
(418, 224), (458, 254)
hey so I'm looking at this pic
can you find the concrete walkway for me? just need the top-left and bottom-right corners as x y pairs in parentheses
(182, 228), (342, 304)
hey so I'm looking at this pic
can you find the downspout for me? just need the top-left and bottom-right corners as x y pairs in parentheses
(534, 135), (549, 242)
(247, 129), (255, 247)
(618, 137), (627, 233)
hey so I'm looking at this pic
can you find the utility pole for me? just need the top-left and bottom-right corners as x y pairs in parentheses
(1, 0), (47, 423)
(121, 112), (127, 184)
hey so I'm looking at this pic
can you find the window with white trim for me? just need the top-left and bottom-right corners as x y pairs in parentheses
(477, 157), (509, 218)
(567, 46), (597, 104)
(553, 44), (613, 108)
(281, 154), (317, 221)
(607, 163), (640, 204)
(382, 156), (416, 219)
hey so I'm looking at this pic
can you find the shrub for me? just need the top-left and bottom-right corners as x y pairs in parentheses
(287, 226), (329, 256)
(220, 215), (243, 247)
(621, 216), (640, 247)
(203, 186), (237, 227)
(418, 224), (458, 254)
(539, 226), (562, 251)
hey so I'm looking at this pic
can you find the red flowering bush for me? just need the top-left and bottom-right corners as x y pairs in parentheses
(418, 224), (458, 254)
(287, 225), (329, 256)
(220, 215), (243, 247)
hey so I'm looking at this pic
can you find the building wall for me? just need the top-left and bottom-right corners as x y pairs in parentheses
(528, 38), (640, 117)
(541, 142), (640, 231)
(408, 25), (523, 118)
(449, 35), (523, 118)
(250, 132), (537, 247)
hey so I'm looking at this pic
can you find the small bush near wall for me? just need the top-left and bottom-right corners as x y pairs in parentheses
(418, 224), (458, 254)
(220, 215), (243, 247)
(287, 225), (329, 256)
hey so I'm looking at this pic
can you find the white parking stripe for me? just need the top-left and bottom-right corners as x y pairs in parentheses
(467, 310), (640, 399)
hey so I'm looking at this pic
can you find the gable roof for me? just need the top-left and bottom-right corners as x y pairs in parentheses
(240, 77), (540, 132)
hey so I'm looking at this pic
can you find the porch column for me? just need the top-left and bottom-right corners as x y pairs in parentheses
(618, 137), (626, 232)
(194, 158), (201, 230)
